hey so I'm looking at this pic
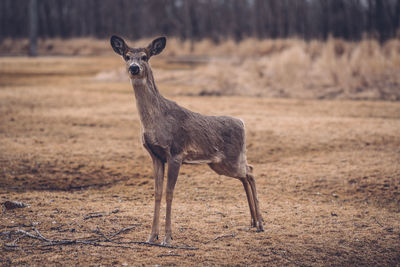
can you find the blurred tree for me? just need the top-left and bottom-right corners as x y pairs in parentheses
(0, 0), (399, 43)
(29, 0), (38, 56)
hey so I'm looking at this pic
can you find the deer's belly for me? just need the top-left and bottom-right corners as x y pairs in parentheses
(182, 149), (223, 165)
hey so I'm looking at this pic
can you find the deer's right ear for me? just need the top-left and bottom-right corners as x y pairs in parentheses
(110, 35), (127, 56)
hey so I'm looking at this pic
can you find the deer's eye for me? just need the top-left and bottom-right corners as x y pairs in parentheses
(141, 55), (148, 61)
(125, 55), (131, 61)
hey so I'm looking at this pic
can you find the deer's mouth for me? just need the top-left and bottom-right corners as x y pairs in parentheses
(128, 72), (145, 81)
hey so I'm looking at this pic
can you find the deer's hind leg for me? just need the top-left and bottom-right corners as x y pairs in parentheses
(246, 165), (264, 232)
(209, 161), (261, 230)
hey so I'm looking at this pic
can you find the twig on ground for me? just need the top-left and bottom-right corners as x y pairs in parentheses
(3, 223), (33, 229)
(157, 254), (181, 257)
(373, 217), (384, 227)
(215, 212), (226, 217)
(108, 225), (139, 239)
(41, 240), (143, 250)
(83, 209), (120, 220)
(83, 213), (104, 220)
(270, 248), (295, 263)
(7, 230), (142, 250)
(93, 228), (113, 242)
(50, 224), (68, 231)
(0, 231), (12, 237)
(213, 232), (235, 241)
(14, 229), (45, 241)
(93, 226), (198, 250)
(33, 226), (51, 242)
(4, 243), (19, 248)
(113, 240), (199, 250)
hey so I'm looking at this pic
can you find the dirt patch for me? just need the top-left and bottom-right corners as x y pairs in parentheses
(1, 56), (400, 266)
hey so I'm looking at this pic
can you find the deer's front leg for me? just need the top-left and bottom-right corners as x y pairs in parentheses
(161, 156), (182, 246)
(146, 156), (165, 243)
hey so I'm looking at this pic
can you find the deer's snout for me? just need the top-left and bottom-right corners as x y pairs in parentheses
(129, 64), (140, 75)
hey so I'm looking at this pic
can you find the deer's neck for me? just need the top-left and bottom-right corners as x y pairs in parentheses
(131, 70), (166, 130)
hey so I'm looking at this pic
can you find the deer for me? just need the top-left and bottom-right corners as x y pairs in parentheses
(110, 35), (264, 246)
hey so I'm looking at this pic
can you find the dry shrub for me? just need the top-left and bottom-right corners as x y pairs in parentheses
(306, 40), (324, 60)
(185, 38), (400, 100)
(311, 39), (400, 100)
(0, 38), (29, 55)
(236, 38), (292, 57)
(153, 37), (400, 100)
(268, 44), (311, 87)
(1, 37), (399, 100)
(162, 37), (191, 56)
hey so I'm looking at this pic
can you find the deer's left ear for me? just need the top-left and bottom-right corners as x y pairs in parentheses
(110, 35), (127, 56)
(147, 37), (166, 57)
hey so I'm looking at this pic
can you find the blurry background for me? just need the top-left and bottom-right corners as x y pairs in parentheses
(2, 0), (400, 42)
(1, 0), (399, 100)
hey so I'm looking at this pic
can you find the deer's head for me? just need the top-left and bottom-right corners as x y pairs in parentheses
(110, 35), (166, 80)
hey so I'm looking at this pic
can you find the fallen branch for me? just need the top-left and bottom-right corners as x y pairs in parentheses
(83, 213), (104, 220)
(373, 217), (384, 227)
(108, 225), (139, 239)
(114, 240), (199, 250)
(4, 243), (19, 248)
(270, 248), (295, 264)
(157, 254), (181, 257)
(3, 223), (33, 229)
(3, 226), (198, 251)
(213, 232), (235, 241)
(5, 230), (142, 250)
(14, 229), (46, 241)
(33, 226), (51, 242)
(83, 209), (120, 220)
(93, 228), (114, 242)
(41, 240), (143, 250)
(92, 227), (198, 250)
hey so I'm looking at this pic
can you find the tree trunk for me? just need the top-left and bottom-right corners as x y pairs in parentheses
(29, 0), (38, 56)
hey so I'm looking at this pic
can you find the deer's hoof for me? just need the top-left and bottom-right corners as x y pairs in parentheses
(146, 233), (159, 243)
(161, 235), (173, 246)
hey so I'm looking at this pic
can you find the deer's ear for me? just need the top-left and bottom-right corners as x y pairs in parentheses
(148, 37), (166, 57)
(110, 35), (127, 56)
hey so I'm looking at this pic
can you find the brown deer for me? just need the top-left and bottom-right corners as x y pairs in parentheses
(110, 36), (264, 246)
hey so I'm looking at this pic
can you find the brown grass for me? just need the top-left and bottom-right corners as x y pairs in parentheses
(0, 54), (399, 265)
(168, 38), (400, 100)
(8, 37), (393, 100)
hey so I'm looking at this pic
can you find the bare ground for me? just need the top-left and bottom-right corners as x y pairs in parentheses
(0, 56), (400, 266)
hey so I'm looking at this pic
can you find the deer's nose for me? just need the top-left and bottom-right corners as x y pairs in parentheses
(129, 64), (140, 75)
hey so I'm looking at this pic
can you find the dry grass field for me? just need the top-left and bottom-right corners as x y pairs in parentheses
(1, 39), (400, 265)
(2, 37), (400, 100)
